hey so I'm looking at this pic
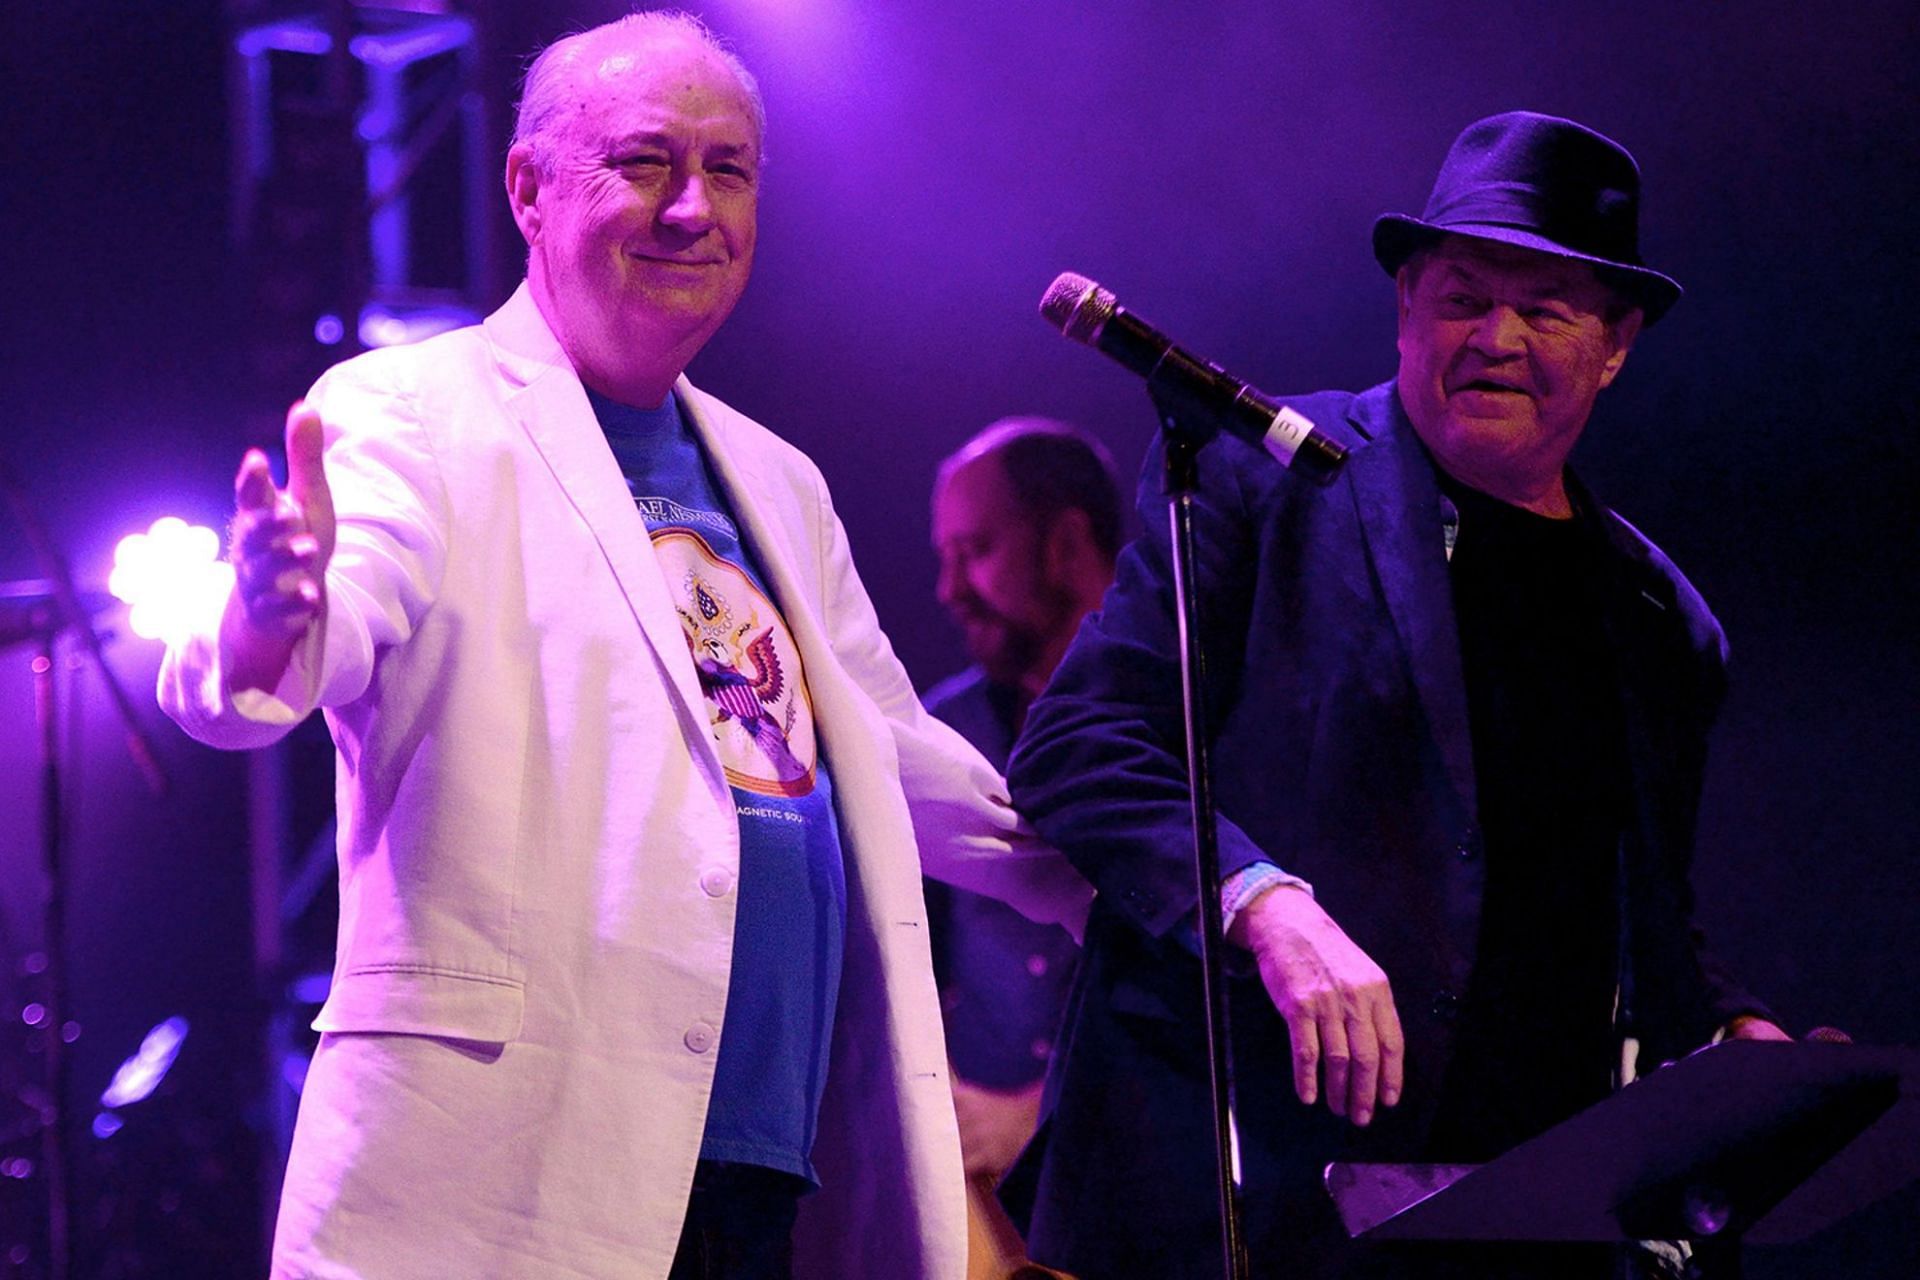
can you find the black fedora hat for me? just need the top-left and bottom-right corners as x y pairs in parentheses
(1372, 111), (1682, 324)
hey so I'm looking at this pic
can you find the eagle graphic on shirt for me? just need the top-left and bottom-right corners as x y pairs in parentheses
(652, 528), (818, 797)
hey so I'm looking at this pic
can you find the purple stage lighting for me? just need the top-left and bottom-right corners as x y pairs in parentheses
(358, 301), (481, 349)
(109, 516), (229, 643)
(100, 1016), (190, 1111)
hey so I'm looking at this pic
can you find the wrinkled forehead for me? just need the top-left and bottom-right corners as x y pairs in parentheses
(1420, 236), (1612, 304)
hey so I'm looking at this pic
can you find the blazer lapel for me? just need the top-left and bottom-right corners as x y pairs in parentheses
(678, 386), (854, 739)
(679, 386), (807, 598)
(1343, 385), (1478, 820)
(483, 290), (716, 757)
(679, 385), (892, 803)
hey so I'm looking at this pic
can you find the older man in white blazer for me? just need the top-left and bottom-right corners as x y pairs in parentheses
(159, 13), (1089, 1279)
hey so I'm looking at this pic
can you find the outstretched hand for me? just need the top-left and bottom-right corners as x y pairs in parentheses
(1231, 885), (1405, 1126)
(223, 402), (335, 690)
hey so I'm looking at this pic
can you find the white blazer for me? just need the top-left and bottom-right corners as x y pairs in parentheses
(159, 284), (1092, 1279)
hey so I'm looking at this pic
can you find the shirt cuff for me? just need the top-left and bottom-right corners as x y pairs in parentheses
(1220, 860), (1312, 937)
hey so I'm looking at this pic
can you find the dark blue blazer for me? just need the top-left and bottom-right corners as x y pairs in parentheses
(922, 668), (1081, 1090)
(1002, 382), (1765, 1278)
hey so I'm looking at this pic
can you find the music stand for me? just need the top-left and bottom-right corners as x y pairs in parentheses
(1326, 1040), (1920, 1261)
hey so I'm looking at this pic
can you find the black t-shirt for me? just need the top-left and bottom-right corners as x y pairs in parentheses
(1428, 476), (1629, 1164)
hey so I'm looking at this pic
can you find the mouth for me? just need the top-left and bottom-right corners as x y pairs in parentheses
(944, 606), (1001, 638)
(1450, 377), (1530, 397)
(631, 251), (725, 269)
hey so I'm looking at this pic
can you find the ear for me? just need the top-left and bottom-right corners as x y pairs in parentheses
(1596, 307), (1645, 389)
(505, 142), (543, 247)
(1043, 508), (1096, 578)
(1393, 264), (1417, 348)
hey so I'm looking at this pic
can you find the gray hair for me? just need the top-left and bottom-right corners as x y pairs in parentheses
(512, 10), (766, 164)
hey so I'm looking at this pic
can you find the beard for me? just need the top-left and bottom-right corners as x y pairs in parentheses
(964, 613), (1049, 687)
(954, 579), (1079, 688)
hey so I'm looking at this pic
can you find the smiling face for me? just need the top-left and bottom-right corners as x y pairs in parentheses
(507, 28), (759, 406)
(1395, 236), (1642, 514)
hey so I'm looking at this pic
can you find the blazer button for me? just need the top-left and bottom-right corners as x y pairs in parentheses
(1455, 827), (1481, 860)
(1431, 991), (1461, 1021)
(684, 1022), (718, 1054)
(700, 868), (735, 898)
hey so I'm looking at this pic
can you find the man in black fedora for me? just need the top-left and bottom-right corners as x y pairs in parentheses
(1000, 111), (1789, 1278)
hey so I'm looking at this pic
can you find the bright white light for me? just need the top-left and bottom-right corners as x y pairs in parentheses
(110, 518), (232, 643)
(100, 1016), (190, 1109)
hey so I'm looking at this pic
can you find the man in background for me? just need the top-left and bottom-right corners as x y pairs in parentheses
(925, 419), (1123, 1279)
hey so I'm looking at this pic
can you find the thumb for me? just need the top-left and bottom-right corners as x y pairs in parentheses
(284, 401), (335, 542)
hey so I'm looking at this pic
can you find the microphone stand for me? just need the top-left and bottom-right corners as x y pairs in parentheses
(1149, 383), (1250, 1280)
(0, 450), (169, 1280)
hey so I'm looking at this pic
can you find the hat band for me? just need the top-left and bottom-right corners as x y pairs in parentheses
(1424, 183), (1642, 265)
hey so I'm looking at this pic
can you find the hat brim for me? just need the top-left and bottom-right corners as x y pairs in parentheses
(1372, 213), (1682, 325)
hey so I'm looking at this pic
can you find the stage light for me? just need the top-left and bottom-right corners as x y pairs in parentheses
(100, 1016), (190, 1110)
(289, 972), (332, 1005)
(357, 301), (480, 348)
(109, 517), (231, 643)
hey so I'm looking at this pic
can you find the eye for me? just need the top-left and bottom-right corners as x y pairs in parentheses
(614, 153), (669, 171)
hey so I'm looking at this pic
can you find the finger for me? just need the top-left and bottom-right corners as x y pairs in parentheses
(1287, 1013), (1321, 1108)
(237, 566), (314, 621)
(247, 583), (320, 620)
(235, 449), (278, 512)
(1344, 1010), (1381, 1125)
(1320, 1013), (1352, 1118)
(284, 402), (333, 531)
(235, 531), (320, 593)
(240, 590), (320, 638)
(234, 504), (310, 550)
(268, 567), (322, 601)
(1375, 997), (1406, 1109)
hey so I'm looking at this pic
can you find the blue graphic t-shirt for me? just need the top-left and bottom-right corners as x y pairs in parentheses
(589, 388), (846, 1185)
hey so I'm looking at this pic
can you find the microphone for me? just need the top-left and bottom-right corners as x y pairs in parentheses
(1039, 272), (1348, 484)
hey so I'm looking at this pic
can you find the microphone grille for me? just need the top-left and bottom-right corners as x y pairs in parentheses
(1039, 272), (1116, 346)
(1804, 1025), (1854, 1045)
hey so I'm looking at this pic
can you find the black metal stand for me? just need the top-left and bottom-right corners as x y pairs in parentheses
(31, 624), (71, 1280)
(1151, 385), (1248, 1280)
(1325, 1041), (1920, 1264)
(1, 452), (168, 1280)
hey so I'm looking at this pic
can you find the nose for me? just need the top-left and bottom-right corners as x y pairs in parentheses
(660, 170), (716, 233)
(935, 554), (968, 611)
(1466, 304), (1528, 358)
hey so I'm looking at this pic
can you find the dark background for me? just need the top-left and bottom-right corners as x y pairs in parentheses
(1, 0), (1915, 1273)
